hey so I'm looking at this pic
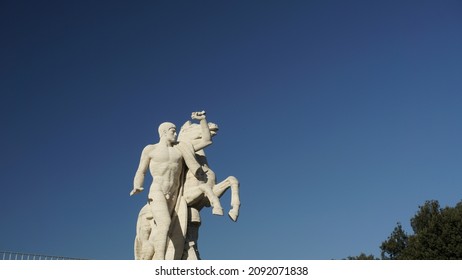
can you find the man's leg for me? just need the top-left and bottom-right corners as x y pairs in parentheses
(149, 191), (171, 260)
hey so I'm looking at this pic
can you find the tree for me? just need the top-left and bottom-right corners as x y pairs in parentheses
(380, 222), (408, 260)
(345, 252), (378, 260)
(380, 200), (462, 260)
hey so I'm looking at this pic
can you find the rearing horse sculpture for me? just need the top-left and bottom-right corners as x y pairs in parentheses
(178, 120), (240, 222)
(134, 119), (240, 260)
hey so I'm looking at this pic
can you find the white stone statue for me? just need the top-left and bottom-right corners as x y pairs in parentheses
(130, 111), (240, 260)
(178, 119), (240, 259)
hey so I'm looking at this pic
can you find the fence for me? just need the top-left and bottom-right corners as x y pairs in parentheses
(0, 251), (85, 260)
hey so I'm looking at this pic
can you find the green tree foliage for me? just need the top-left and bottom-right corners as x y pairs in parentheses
(345, 252), (378, 260)
(381, 200), (462, 260)
(380, 223), (408, 260)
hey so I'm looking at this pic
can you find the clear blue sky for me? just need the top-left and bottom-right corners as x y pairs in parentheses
(1, 0), (461, 260)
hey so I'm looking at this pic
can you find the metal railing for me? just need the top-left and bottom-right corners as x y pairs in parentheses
(0, 251), (85, 260)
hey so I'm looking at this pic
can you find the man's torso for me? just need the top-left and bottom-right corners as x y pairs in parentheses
(147, 144), (184, 197)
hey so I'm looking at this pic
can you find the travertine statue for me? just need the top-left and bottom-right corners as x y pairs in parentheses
(130, 111), (240, 260)
(178, 119), (240, 259)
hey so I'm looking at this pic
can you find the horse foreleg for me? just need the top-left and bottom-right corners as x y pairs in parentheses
(213, 176), (240, 222)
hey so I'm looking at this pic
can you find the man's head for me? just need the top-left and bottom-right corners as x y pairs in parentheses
(158, 122), (177, 143)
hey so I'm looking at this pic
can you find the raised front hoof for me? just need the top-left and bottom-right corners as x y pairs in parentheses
(212, 207), (224, 216)
(228, 209), (239, 222)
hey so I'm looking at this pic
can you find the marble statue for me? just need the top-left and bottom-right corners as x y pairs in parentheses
(130, 111), (240, 260)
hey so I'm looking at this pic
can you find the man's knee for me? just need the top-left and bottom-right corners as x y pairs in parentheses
(153, 214), (171, 232)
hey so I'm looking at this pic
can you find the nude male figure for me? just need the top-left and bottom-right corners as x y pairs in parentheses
(130, 111), (212, 260)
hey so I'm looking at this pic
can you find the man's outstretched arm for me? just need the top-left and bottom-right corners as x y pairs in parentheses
(130, 146), (150, 196)
(190, 110), (212, 151)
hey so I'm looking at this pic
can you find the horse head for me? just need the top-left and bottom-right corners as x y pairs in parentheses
(178, 121), (219, 143)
